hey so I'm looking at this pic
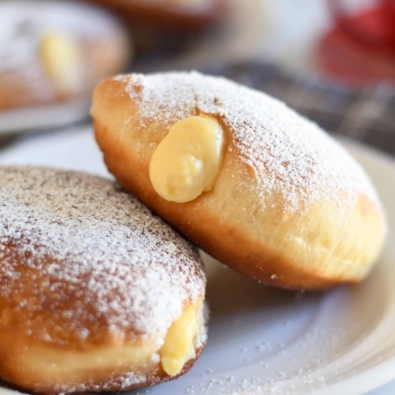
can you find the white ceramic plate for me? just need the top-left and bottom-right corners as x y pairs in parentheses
(0, 128), (394, 395)
(0, 97), (91, 135)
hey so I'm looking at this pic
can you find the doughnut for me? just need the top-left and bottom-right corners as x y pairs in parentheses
(81, 0), (227, 49)
(92, 71), (387, 290)
(0, 1), (130, 110)
(0, 166), (207, 394)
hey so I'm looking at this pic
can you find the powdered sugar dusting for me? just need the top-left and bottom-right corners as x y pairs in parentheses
(0, 166), (205, 344)
(118, 71), (381, 213)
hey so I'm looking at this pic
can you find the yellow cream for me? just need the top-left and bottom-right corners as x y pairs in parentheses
(149, 113), (224, 203)
(160, 305), (199, 376)
(39, 33), (83, 94)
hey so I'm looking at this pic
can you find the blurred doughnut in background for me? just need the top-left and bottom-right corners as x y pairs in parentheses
(0, 0), (131, 110)
(80, 0), (229, 51)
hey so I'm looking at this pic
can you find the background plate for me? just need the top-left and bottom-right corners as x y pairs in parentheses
(0, 97), (91, 135)
(0, 128), (394, 395)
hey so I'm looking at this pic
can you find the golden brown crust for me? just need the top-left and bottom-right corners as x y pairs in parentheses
(0, 166), (207, 394)
(83, 0), (227, 32)
(81, 0), (227, 51)
(92, 75), (387, 290)
(0, 331), (205, 394)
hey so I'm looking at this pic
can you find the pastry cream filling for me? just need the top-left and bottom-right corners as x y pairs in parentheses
(160, 305), (199, 376)
(39, 33), (83, 94)
(149, 113), (224, 203)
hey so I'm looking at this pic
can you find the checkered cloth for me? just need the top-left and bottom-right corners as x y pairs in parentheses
(204, 62), (395, 157)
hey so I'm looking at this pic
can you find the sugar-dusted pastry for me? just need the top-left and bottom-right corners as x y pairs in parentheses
(92, 71), (387, 290)
(0, 1), (130, 110)
(0, 166), (207, 394)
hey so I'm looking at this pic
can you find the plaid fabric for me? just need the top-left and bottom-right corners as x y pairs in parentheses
(204, 62), (395, 157)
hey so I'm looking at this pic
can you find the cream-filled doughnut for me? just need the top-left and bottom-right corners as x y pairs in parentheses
(92, 71), (387, 290)
(0, 1), (130, 110)
(0, 166), (207, 394)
